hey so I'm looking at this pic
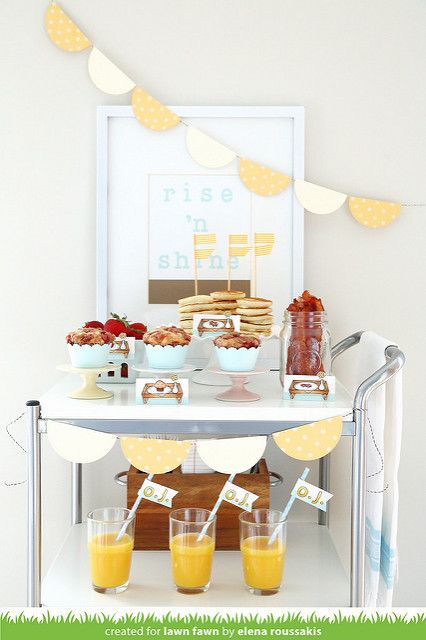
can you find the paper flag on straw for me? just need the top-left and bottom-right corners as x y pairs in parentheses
(349, 197), (401, 228)
(194, 248), (214, 259)
(239, 159), (291, 196)
(254, 232), (275, 257)
(292, 478), (333, 512)
(196, 436), (267, 474)
(45, 3), (91, 52)
(120, 437), (191, 473)
(88, 48), (135, 95)
(294, 180), (347, 214)
(186, 126), (236, 168)
(273, 416), (343, 461)
(47, 421), (116, 463)
(131, 87), (180, 131)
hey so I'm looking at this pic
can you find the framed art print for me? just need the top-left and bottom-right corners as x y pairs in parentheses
(96, 106), (304, 331)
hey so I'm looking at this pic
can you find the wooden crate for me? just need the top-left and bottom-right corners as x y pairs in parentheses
(127, 459), (270, 550)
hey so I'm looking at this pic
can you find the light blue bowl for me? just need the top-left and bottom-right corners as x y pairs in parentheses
(68, 343), (111, 368)
(215, 346), (260, 372)
(145, 344), (188, 369)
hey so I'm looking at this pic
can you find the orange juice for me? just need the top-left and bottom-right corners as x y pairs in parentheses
(241, 535), (285, 590)
(88, 532), (133, 588)
(170, 533), (215, 588)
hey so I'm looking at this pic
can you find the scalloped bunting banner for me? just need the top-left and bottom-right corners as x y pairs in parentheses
(44, 3), (405, 226)
(45, 2), (91, 52)
(273, 416), (343, 461)
(348, 197), (401, 229)
(131, 87), (180, 131)
(238, 158), (292, 196)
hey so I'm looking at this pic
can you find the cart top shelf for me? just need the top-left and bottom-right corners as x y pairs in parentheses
(38, 371), (354, 436)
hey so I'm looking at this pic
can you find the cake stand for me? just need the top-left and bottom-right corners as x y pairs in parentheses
(131, 364), (196, 376)
(57, 364), (120, 399)
(207, 367), (266, 402)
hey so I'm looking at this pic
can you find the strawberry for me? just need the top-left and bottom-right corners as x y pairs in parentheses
(127, 322), (147, 340)
(84, 320), (104, 329)
(104, 313), (130, 337)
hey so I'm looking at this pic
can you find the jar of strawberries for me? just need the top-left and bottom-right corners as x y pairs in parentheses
(279, 291), (331, 387)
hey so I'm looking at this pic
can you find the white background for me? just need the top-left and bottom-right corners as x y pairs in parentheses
(0, 0), (425, 606)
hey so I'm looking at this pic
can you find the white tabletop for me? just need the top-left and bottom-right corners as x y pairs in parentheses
(42, 522), (349, 607)
(38, 371), (354, 436)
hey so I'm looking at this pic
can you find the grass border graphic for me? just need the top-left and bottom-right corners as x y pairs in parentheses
(1, 611), (426, 640)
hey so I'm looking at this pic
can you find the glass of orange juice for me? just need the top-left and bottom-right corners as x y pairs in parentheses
(169, 508), (216, 594)
(87, 507), (135, 594)
(240, 509), (286, 595)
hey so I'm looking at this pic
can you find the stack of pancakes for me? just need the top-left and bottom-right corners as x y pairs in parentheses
(236, 297), (273, 336)
(178, 291), (273, 336)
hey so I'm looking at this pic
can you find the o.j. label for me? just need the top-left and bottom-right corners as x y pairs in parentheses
(291, 478), (333, 512)
(222, 481), (259, 512)
(138, 479), (178, 508)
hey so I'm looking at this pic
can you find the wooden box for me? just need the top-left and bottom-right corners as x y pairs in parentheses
(127, 460), (270, 550)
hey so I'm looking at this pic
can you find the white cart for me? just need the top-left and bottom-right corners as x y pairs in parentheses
(26, 332), (404, 607)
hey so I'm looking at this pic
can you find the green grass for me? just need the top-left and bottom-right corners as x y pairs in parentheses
(1, 611), (425, 640)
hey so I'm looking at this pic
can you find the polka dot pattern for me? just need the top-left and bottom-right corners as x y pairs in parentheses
(131, 87), (180, 131)
(349, 197), (401, 228)
(45, 3), (91, 52)
(273, 416), (343, 461)
(120, 437), (191, 473)
(239, 158), (291, 196)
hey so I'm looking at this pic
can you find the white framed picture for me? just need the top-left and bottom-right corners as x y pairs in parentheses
(96, 105), (304, 330)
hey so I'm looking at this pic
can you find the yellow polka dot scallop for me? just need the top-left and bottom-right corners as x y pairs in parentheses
(273, 416), (343, 461)
(45, 3), (91, 52)
(120, 437), (191, 473)
(131, 88), (180, 131)
(349, 197), (401, 228)
(239, 158), (292, 196)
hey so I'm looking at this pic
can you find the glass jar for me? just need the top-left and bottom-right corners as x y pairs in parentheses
(279, 311), (331, 387)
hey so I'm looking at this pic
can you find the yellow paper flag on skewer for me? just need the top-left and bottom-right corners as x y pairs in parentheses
(228, 234), (251, 290)
(193, 233), (216, 295)
(254, 244), (274, 256)
(254, 233), (275, 244)
(194, 233), (216, 244)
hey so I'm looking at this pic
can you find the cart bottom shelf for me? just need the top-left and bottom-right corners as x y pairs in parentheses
(42, 523), (349, 607)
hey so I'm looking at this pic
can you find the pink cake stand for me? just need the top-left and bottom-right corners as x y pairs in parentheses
(208, 367), (266, 402)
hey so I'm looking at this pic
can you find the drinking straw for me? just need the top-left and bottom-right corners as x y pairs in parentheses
(268, 467), (310, 545)
(116, 473), (154, 541)
(197, 473), (235, 541)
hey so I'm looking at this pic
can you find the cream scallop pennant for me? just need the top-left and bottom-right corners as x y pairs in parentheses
(47, 421), (116, 463)
(349, 197), (401, 228)
(196, 436), (267, 474)
(273, 416), (343, 461)
(239, 159), (292, 196)
(88, 48), (135, 95)
(120, 437), (191, 473)
(294, 180), (347, 214)
(186, 126), (236, 168)
(45, 3), (91, 52)
(131, 88), (180, 131)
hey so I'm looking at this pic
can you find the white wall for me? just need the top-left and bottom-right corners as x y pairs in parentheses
(0, 0), (425, 606)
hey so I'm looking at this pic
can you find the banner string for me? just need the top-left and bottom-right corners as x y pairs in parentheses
(3, 413), (26, 487)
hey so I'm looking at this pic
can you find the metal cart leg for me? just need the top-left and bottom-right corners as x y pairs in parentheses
(318, 454), (330, 526)
(26, 400), (41, 607)
(71, 463), (82, 525)
(351, 408), (366, 606)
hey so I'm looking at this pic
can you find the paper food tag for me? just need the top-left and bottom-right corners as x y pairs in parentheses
(138, 478), (178, 508)
(109, 335), (135, 361)
(193, 314), (240, 338)
(283, 374), (336, 401)
(136, 377), (189, 405)
(222, 481), (259, 512)
(291, 478), (333, 512)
